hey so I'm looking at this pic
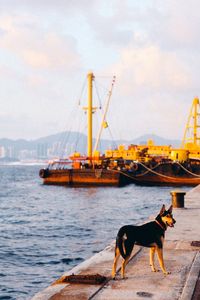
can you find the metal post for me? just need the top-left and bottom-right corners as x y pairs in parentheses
(87, 72), (94, 159)
(170, 191), (186, 208)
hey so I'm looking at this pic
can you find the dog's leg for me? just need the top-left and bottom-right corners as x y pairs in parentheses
(156, 247), (170, 275)
(121, 240), (134, 279)
(111, 246), (120, 279)
(121, 255), (130, 279)
(150, 247), (158, 272)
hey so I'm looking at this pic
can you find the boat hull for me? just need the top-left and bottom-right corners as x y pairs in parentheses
(129, 174), (200, 186)
(39, 161), (200, 187)
(126, 161), (200, 186)
(40, 168), (124, 187)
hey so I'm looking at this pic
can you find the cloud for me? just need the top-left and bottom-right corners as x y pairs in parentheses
(1, 1), (200, 140)
(83, 0), (200, 53)
(109, 45), (192, 96)
(0, 15), (81, 71)
(22, 33), (79, 69)
(103, 38), (199, 140)
(0, 0), (98, 17)
(150, 0), (200, 50)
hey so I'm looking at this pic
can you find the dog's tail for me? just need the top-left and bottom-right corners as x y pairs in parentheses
(116, 227), (127, 259)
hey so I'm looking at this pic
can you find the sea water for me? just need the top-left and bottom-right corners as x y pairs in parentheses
(0, 164), (189, 299)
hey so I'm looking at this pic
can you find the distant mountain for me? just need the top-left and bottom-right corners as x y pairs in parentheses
(129, 134), (181, 147)
(0, 132), (181, 157)
(0, 132), (85, 151)
(0, 138), (32, 149)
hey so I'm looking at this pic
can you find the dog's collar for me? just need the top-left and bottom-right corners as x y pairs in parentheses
(155, 220), (166, 231)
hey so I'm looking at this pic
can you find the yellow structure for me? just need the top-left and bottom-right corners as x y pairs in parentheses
(105, 141), (171, 162)
(146, 139), (171, 157)
(170, 149), (189, 162)
(181, 97), (200, 160)
(104, 97), (200, 163)
(73, 86), (200, 164)
(182, 97), (200, 149)
(82, 72), (97, 159)
(105, 145), (139, 161)
(87, 72), (94, 158)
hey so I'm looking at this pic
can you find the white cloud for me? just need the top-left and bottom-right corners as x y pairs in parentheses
(108, 45), (192, 95)
(1, 1), (200, 140)
(103, 40), (199, 140)
(0, 15), (81, 70)
(152, 0), (200, 50)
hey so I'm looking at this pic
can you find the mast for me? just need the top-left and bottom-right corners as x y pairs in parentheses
(87, 72), (94, 158)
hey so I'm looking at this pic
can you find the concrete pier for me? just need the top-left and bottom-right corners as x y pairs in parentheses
(32, 185), (200, 300)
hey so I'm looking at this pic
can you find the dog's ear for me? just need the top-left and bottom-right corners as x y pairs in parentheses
(168, 205), (173, 213)
(159, 204), (166, 215)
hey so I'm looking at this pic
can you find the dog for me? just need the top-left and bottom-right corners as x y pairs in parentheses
(111, 204), (176, 279)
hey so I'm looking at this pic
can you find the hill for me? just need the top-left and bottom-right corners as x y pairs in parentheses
(0, 132), (181, 160)
(129, 134), (180, 147)
(0, 132), (181, 151)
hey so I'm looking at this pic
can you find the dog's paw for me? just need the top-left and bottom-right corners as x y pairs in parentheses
(111, 274), (116, 280)
(150, 265), (159, 272)
(164, 271), (171, 275)
(152, 268), (159, 272)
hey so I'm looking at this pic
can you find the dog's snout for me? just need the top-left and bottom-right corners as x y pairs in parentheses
(173, 219), (176, 224)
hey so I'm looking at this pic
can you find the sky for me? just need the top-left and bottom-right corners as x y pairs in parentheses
(0, 0), (200, 142)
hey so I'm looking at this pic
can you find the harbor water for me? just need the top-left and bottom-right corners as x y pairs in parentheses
(0, 164), (189, 299)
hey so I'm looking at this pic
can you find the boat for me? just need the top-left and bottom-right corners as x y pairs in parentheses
(39, 72), (200, 187)
(39, 72), (129, 187)
(124, 159), (200, 186)
(103, 97), (200, 186)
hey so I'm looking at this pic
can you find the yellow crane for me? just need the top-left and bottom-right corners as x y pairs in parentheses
(181, 97), (200, 150)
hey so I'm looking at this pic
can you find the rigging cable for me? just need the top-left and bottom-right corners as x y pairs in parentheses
(93, 76), (116, 153)
(94, 80), (103, 109)
(59, 77), (87, 157)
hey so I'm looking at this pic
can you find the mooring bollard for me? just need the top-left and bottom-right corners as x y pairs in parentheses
(170, 191), (186, 208)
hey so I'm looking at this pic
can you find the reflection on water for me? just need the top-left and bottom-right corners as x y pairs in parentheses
(0, 165), (189, 299)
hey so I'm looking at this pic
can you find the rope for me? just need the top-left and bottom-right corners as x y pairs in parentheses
(77, 77), (87, 106)
(133, 162), (160, 177)
(109, 168), (139, 181)
(136, 161), (200, 180)
(135, 161), (178, 180)
(94, 80), (103, 109)
(108, 161), (200, 182)
(107, 127), (118, 149)
(176, 162), (200, 178)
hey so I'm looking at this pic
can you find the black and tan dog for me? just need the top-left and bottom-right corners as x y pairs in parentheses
(112, 204), (176, 279)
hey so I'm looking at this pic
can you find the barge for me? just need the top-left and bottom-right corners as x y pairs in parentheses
(39, 73), (200, 187)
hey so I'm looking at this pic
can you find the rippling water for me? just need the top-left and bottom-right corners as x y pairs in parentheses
(0, 164), (189, 299)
